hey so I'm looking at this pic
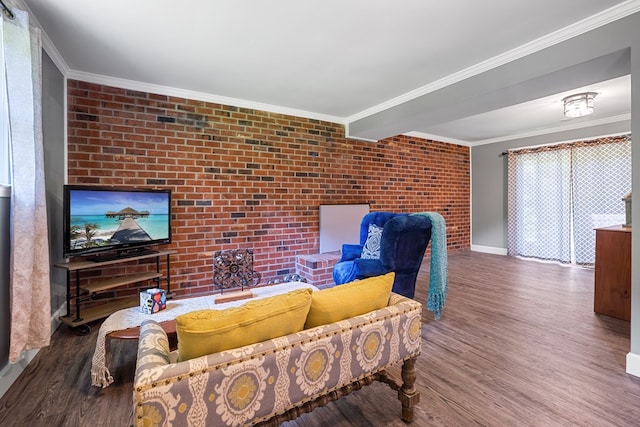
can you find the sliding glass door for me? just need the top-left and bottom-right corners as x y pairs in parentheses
(507, 135), (631, 265)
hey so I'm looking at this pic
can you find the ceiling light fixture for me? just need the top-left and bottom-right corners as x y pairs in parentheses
(562, 92), (597, 118)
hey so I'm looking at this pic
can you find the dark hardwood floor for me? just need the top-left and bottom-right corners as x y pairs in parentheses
(1, 251), (639, 426)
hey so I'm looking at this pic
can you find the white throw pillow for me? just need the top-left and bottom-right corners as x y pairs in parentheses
(361, 224), (383, 259)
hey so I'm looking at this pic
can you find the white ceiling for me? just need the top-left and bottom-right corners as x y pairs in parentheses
(411, 75), (631, 144)
(20, 0), (639, 145)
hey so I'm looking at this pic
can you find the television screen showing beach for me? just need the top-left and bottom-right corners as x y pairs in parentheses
(69, 190), (170, 251)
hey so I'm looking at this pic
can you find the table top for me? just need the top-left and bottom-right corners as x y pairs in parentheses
(105, 281), (318, 340)
(595, 225), (631, 233)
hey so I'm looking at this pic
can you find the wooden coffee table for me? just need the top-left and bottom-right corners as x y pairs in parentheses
(104, 284), (315, 350)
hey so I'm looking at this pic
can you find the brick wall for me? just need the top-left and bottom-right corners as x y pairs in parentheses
(67, 80), (470, 298)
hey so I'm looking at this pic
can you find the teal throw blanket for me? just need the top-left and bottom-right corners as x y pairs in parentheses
(411, 212), (448, 319)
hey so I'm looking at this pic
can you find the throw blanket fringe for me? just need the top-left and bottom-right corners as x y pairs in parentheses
(91, 324), (114, 387)
(411, 212), (448, 319)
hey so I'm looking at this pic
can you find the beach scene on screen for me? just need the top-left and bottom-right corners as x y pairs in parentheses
(69, 190), (170, 250)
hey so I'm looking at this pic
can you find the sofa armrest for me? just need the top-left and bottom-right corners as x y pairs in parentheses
(340, 244), (363, 261)
(353, 258), (391, 277)
(134, 320), (171, 384)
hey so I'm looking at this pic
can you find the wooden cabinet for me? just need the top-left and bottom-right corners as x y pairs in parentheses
(55, 250), (175, 330)
(594, 226), (631, 321)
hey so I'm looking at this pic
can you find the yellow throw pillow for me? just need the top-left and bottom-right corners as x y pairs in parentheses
(304, 272), (395, 329)
(176, 288), (313, 361)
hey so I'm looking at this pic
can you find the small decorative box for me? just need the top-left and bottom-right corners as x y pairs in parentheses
(140, 288), (167, 314)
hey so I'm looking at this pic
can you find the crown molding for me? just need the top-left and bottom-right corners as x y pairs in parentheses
(346, 0), (640, 124)
(344, 123), (378, 142)
(16, 0), (70, 75)
(404, 114), (631, 147)
(38, 27), (70, 76)
(470, 113), (631, 146)
(345, 135), (378, 143)
(66, 70), (345, 125)
(402, 131), (472, 147)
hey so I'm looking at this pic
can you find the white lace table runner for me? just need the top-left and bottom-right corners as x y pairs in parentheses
(91, 282), (317, 387)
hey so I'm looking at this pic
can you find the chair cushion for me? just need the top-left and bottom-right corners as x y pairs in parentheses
(361, 223), (383, 259)
(304, 272), (395, 329)
(332, 259), (358, 285)
(175, 288), (313, 361)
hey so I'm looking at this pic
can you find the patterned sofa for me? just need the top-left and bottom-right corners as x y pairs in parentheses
(133, 293), (423, 426)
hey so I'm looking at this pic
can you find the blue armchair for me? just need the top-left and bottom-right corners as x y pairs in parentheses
(332, 212), (432, 299)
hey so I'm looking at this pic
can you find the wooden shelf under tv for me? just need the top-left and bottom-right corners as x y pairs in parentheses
(59, 297), (140, 328)
(81, 271), (163, 294)
(58, 249), (175, 270)
(55, 249), (176, 330)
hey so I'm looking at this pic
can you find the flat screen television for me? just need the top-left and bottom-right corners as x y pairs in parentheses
(63, 185), (172, 259)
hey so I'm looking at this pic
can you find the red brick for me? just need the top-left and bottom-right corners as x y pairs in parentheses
(67, 80), (470, 298)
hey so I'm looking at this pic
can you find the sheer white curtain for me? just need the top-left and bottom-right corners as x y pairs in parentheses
(1, 8), (51, 362)
(507, 148), (572, 263)
(572, 138), (632, 264)
(507, 136), (632, 265)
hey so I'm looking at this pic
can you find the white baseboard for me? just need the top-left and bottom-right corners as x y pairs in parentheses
(0, 348), (39, 399)
(470, 244), (508, 255)
(626, 352), (640, 378)
(51, 301), (66, 332)
(0, 301), (66, 400)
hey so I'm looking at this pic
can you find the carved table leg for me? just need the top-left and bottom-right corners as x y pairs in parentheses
(399, 357), (420, 422)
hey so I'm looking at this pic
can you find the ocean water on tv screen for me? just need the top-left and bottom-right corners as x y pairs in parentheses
(70, 214), (169, 241)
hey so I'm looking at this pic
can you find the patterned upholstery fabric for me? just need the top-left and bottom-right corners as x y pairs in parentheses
(361, 223), (383, 259)
(133, 293), (422, 427)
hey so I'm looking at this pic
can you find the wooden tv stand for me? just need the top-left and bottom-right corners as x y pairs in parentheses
(55, 249), (175, 331)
